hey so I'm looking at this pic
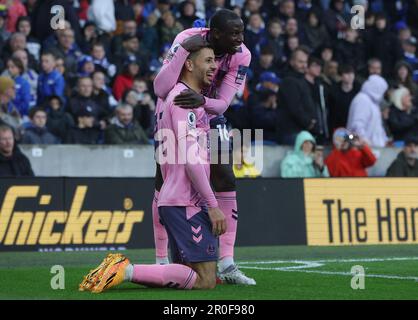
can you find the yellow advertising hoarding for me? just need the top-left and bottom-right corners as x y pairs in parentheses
(304, 178), (418, 245)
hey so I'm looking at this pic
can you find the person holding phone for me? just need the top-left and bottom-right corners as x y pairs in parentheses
(280, 130), (330, 178)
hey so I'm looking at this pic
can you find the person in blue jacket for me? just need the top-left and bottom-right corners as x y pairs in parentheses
(37, 51), (65, 105)
(6, 57), (30, 118)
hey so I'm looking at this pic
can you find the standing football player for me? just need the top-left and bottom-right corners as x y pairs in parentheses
(152, 9), (255, 285)
(79, 45), (226, 292)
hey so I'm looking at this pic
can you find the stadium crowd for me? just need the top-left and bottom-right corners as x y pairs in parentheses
(0, 0), (418, 177)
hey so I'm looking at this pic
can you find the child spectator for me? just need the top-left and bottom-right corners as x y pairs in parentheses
(16, 16), (40, 62)
(21, 107), (59, 144)
(45, 95), (74, 143)
(91, 42), (116, 79)
(12, 49), (38, 108)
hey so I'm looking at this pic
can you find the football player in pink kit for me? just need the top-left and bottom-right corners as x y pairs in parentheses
(152, 9), (256, 285)
(79, 46), (226, 293)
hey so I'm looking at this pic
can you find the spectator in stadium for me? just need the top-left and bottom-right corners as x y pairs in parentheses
(244, 12), (265, 58)
(65, 105), (102, 144)
(387, 87), (418, 143)
(347, 74), (389, 147)
(68, 77), (107, 128)
(2, 32), (37, 70)
(364, 13), (403, 78)
(249, 72), (280, 143)
(233, 141), (261, 178)
(0, 124), (34, 176)
(0, 76), (22, 133)
(402, 36), (418, 71)
(325, 128), (376, 177)
(280, 130), (329, 178)
(21, 107), (59, 144)
(392, 61), (418, 101)
(304, 56), (330, 144)
(104, 103), (149, 145)
(367, 58), (383, 77)
(321, 59), (339, 87)
(303, 9), (330, 53)
(259, 17), (286, 66)
(158, 11), (184, 49)
(249, 45), (280, 90)
(277, 47), (319, 145)
(16, 16), (40, 62)
(328, 64), (360, 134)
(91, 42), (117, 80)
(37, 51), (65, 105)
(48, 28), (82, 86)
(12, 49), (38, 108)
(386, 135), (418, 177)
(87, 0), (116, 34)
(323, 0), (349, 39)
(91, 70), (114, 117)
(79, 21), (99, 54)
(334, 28), (365, 73)
(110, 19), (137, 57)
(45, 95), (74, 143)
(277, 0), (296, 22)
(113, 55), (140, 101)
(123, 84), (154, 135)
(6, 56), (30, 118)
(77, 55), (95, 78)
(177, 1), (199, 29)
(114, 33), (149, 75)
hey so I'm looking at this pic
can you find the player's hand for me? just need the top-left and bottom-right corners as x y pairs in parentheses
(208, 207), (227, 236)
(174, 89), (205, 108)
(181, 34), (208, 52)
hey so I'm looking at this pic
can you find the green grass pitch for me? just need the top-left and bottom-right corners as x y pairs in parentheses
(1, 245), (418, 300)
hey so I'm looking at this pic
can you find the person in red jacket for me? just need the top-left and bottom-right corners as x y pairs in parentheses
(325, 127), (377, 177)
(112, 55), (140, 101)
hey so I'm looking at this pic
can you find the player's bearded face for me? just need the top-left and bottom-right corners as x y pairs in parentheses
(193, 48), (216, 87)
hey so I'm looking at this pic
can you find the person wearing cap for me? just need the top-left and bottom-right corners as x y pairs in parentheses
(65, 104), (102, 144)
(77, 55), (95, 77)
(363, 13), (403, 78)
(388, 87), (418, 143)
(325, 128), (376, 177)
(248, 71), (280, 143)
(112, 54), (140, 101)
(281, 130), (329, 178)
(113, 33), (149, 76)
(0, 76), (22, 132)
(386, 135), (418, 177)
(402, 36), (418, 71)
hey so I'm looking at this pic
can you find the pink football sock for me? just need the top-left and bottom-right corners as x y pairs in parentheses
(132, 264), (197, 289)
(152, 190), (169, 258)
(216, 191), (238, 260)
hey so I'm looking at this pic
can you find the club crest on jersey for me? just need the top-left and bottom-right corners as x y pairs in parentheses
(187, 111), (196, 128)
(165, 43), (180, 62)
(235, 65), (248, 85)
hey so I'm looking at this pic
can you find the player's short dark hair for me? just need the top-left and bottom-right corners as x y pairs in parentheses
(209, 9), (241, 30)
(187, 44), (214, 62)
(339, 64), (355, 75)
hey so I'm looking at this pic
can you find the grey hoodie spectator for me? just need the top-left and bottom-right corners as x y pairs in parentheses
(347, 75), (389, 147)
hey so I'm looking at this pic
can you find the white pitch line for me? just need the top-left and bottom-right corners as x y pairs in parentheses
(237, 257), (418, 281)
